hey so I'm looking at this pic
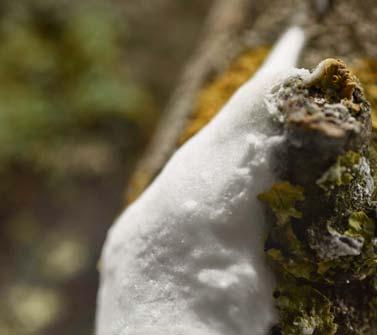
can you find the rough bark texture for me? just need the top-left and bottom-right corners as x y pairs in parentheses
(261, 60), (376, 334)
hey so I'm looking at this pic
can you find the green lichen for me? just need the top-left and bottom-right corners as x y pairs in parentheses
(259, 182), (318, 282)
(261, 163), (377, 333)
(347, 211), (375, 239)
(257, 182), (304, 226)
(317, 151), (361, 191)
(267, 246), (315, 281)
(261, 182), (377, 334)
(275, 283), (338, 335)
(260, 59), (377, 334)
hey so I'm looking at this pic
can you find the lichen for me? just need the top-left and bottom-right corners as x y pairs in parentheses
(179, 47), (269, 144)
(261, 60), (377, 334)
(305, 58), (358, 101)
(258, 182), (304, 226)
(316, 151), (361, 191)
(263, 182), (377, 333)
(267, 62), (368, 139)
(274, 283), (338, 335)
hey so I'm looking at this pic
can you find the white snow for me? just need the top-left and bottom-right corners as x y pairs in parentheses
(96, 27), (307, 335)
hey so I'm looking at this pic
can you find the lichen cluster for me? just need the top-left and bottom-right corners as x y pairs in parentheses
(261, 160), (377, 334)
(268, 59), (368, 140)
(260, 60), (377, 334)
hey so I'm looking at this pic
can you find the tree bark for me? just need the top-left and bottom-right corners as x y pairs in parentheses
(126, 0), (377, 204)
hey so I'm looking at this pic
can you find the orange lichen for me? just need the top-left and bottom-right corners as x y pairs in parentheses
(306, 58), (358, 100)
(178, 46), (270, 144)
(351, 58), (377, 128)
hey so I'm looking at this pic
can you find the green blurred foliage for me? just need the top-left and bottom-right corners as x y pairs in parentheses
(0, 1), (156, 334)
(0, 1), (209, 334)
(0, 0), (152, 173)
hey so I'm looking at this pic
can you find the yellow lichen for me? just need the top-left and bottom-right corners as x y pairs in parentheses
(258, 181), (304, 226)
(178, 46), (269, 144)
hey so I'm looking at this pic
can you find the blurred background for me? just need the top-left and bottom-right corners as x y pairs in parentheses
(0, 0), (211, 334)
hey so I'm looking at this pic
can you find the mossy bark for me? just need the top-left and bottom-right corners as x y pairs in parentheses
(261, 59), (377, 335)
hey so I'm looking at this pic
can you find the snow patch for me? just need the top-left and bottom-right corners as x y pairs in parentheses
(96, 27), (307, 335)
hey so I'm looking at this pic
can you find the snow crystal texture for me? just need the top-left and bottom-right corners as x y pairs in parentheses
(96, 27), (307, 335)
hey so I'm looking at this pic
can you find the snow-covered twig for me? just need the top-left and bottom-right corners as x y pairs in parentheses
(96, 27), (306, 335)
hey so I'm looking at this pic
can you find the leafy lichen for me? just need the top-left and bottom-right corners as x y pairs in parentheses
(275, 283), (338, 335)
(317, 151), (361, 191)
(261, 60), (377, 334)
(257, 182), (304, 226)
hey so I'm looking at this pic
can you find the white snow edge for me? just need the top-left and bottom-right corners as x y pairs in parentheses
(96, 27), (308, 335)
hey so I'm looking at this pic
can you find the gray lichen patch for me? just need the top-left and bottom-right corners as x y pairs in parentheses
(268, 59), (370, 142)
(316, 151), (374, 206)
(262, 59), (377, 334)
(314, 222), (365, 260)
